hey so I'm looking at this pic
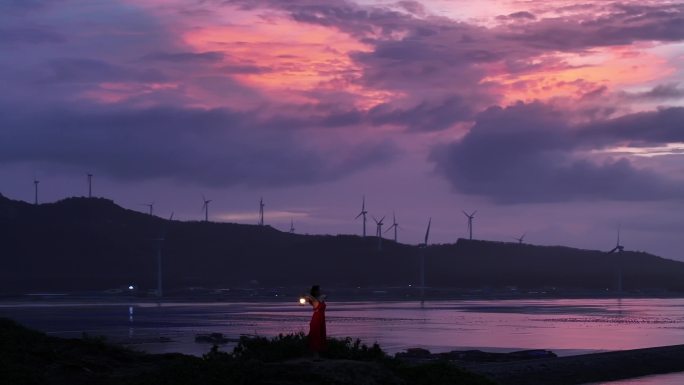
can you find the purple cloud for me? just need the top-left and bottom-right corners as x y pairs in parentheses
(44, 58), (167, 84)
(0, 26), (65, 45)
(430, 103), (684, 203)
(624, 83), (684, 100)
(142, 51), (225, 63)
(368, 96), (473, 131)
(499, 3), (684, 50)
(497, 11), (537, 21)
(582, 107), (684, 146)
(0, 104), (394, 187)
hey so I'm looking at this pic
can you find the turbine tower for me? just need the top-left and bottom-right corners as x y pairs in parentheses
(355, 195), (368, 237)
(373, 215), (385, 251)
(33, 179), (39, 205)
(141, 202), (154, 216)
(259, 197), (265, 226)
(419, 217), (432, 303)
(607, 226), (624, 254)
(463, 210), (476, 240)
(202, 196), (211, 222)
(607, 225), (625, 294)
(152, 235), (164, 298)
(384, 211), (400, 242)
(87, 173), (93, 198)
(289, 219), (295, 233)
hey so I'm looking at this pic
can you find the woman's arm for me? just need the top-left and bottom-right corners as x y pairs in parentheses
(304, 294), (320, 308)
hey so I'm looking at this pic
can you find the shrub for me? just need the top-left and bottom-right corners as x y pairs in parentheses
(209, 332), (387, 363)
(323, 336), (386, 361)
(231, 332), (310, 362)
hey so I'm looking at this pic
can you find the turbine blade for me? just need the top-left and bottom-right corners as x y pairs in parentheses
(424, 217), (432, 244)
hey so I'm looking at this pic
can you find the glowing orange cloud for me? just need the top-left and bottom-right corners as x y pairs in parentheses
(484, 44), (674, 103)
(182, 12), (391, 107)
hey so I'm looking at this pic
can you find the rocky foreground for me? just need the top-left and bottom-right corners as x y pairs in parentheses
(3, 317), (684, 385)
(0, 317), (491, 385)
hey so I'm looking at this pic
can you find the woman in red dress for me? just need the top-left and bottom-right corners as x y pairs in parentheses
(305, 285), (326, 358)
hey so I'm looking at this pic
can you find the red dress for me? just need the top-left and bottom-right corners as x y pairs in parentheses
(308, 301), (326, 352)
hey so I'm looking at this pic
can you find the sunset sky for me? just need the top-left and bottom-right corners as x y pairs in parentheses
(1, 0), (683, 259)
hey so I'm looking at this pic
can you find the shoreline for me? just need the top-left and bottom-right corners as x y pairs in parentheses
(2, 292), (684, 304)
(461, 345), (684, 385)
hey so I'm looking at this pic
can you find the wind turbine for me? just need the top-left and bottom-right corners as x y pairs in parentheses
(152, 216), (173, 298)
(141, 202), (154, 216)
(151, 233), (164, 298)
(373, 215), (385, 250)
(289, 219), (295, 233)
(607, 225), (624, 254)
(355, 195), (368, 237)
(87, 173), (93, 198)
(419, 217), (432, 303)
(258, 197), (265, 226)
(606, 225), (625, 294)
(514, 232), (526, 244)
(33, 178), (39, 205)
(384, 211), (400, 242)
(202, 196), (211, 222)
(463, 210), (476, 240)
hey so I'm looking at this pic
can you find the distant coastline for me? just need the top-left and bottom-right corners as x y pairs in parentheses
(1, 286), (683, 302)
(2, 194), (684, 295)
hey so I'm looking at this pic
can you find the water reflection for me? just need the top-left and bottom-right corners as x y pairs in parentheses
(1, 298), (684, 357)
(128, 305), (134, 338)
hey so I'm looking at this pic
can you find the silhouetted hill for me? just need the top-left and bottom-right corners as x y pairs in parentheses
(1, 193), (684, 293)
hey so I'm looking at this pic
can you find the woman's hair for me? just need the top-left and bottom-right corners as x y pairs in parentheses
(310, 285), (320, 297)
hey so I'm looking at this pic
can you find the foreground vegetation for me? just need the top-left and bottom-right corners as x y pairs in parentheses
(0, 318), (494, 385)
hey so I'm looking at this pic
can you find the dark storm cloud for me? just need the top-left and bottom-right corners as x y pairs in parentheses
(624, 83), (684, 100)
(497, 11), (537, 21)
(142, 51), (225, 63)
(0, 26), (65, 44)
(0, 105), (393, 187)
(430, 103), (684, 203)
(285, 96), (473, 131)
(44, 58), (167, 84)
(582, 107), (684, 145)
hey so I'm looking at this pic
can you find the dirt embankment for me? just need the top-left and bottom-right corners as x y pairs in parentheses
(464, 344), (684, 385)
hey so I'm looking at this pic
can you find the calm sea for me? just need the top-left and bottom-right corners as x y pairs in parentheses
(2, 298), (684, 383)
